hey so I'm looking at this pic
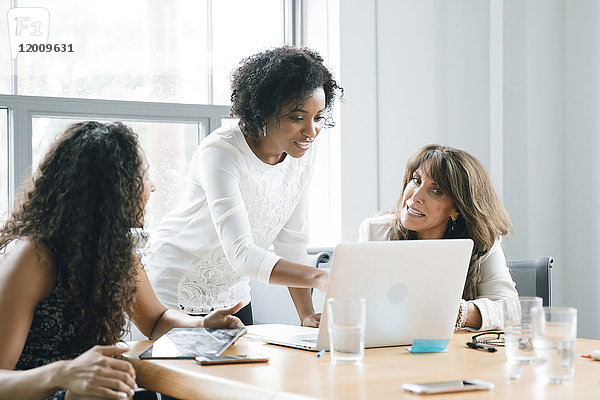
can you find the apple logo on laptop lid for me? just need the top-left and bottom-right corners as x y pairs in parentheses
(387, 282), (408, 304)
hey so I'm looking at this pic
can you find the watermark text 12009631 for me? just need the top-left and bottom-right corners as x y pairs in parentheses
(19, 43), (74, 53)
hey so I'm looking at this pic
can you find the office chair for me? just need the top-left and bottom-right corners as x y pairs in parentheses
(306, 247), (334, 305)
(507, 256), (553, 306)
(308, 247), (334, 269)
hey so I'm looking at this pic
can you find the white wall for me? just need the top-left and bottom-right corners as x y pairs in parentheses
(376, 0), (491, 210)
(339, 0), (379, 240)
(564, 0), (600, 338)
(339, 0), (600, 338)
(503, 0), (566, 316)
(340, 0), (493, 237)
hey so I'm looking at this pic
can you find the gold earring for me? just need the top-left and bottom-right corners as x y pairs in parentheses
(450, 217), (457, 232)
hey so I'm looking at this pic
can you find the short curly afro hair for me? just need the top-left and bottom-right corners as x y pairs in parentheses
(230, 45), (342, 140)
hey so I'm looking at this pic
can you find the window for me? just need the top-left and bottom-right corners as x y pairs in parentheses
(211, 0), (285, 104)
(12, 0), (285, 105)
(1, 0), (342, 245)
(303, 0), (341, 246)
(0, 108), (7, 223)
(32, 117), (204, 230)
(0, 1), (10, 94)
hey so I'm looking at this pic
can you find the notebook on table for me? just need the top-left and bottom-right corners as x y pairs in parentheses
(246, 239), (473, 351)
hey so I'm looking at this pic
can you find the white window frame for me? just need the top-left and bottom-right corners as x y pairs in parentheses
(1, 0), (304, 211)
(0, 94), (229, 210)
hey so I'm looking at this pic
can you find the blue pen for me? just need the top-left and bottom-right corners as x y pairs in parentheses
(316, 349), (326, 357)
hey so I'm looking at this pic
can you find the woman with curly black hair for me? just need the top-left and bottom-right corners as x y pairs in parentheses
(0, 121), (243, 400)
(144, 46), (342, 327)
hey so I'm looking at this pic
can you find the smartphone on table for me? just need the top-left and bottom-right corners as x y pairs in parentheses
(195, 354), (269, 365)
(402, 379), (493, 394)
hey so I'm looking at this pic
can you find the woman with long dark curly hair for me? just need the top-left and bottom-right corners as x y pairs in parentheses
(144, 46), (343, 327)
(0, 121), (242, 400)
(359, 144), (518, 331)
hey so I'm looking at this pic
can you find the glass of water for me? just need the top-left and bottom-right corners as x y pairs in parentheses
(531, 306), (577, 383)
(326, 298), (366, 364)
(503, 296), (543, 364)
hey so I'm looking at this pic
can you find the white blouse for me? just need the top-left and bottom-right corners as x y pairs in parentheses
(358, 213), (518, 331)
(143, 125), (313, 314)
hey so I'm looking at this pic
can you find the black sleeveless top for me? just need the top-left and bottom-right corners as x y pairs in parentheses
(15, 271), (84, 400)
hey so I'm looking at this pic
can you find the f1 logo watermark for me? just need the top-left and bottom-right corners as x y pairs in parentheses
(7, 7), (50, 59)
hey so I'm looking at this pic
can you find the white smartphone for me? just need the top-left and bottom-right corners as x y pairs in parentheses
(195, 354), (269, 365)
(402, 379), (494, 394)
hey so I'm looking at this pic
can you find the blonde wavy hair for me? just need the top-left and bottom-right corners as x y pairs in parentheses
(389, 144), (512, 300)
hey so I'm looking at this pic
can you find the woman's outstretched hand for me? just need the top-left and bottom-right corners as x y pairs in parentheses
(60, 345), (136, 400)
(203, 301), (245, 328)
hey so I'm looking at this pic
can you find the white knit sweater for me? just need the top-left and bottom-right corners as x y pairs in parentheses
(143, 125), (313, 313)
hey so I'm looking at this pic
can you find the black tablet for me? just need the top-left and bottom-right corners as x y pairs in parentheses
(138, 327), (246, 359)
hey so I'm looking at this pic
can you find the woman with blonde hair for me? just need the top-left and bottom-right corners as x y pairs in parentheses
(359, 144), (518, 330)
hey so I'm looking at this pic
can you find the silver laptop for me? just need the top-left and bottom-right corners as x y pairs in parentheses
(246, 239), (473, 351)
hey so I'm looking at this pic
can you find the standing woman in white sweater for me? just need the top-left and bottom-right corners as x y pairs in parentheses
(144, 46), (342, 326)
(359, 144), (518, 331)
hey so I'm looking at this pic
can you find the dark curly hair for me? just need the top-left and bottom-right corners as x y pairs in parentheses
(230, 45), (343, 140)
(0, 121), (144, 351)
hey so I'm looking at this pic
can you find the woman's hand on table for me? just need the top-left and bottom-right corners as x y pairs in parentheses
(61, 345), (136, 400)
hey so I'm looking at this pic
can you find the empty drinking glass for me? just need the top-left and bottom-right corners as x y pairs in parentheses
(532, 306), (577, 383)
(327, 298), (366, 364)
(503, 296), (543, 364)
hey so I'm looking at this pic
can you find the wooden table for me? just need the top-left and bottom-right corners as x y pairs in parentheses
(124, 330), (600, 399)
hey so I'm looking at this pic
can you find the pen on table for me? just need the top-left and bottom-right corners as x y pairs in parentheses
(466, 341), (497, 352)
(582, 350), (600, 360)
(581, 350), (600, 361)
(316, 349), (326, 357)
(510, 366), (523, 380)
